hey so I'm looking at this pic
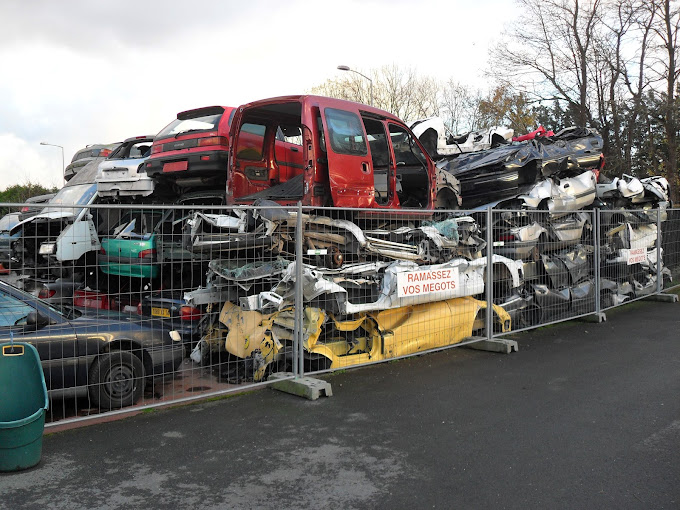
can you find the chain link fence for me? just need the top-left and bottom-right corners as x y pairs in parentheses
(0, 200), (677, 426)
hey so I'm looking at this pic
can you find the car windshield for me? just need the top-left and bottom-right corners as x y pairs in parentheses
(0, 283), (69, 325)
(42, 184), (97, 216)
(157, 113), (223, 138)
(0, 213), (19, 232)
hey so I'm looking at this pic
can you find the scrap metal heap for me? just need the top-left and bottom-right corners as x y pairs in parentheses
(183, 123), (672, 382)
(185, 207), (516, 380)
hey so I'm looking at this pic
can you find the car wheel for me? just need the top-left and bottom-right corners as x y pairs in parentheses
(89, 351), (145, 410)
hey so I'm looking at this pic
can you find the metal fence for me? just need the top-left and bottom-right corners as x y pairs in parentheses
(0, 201), (677, 426)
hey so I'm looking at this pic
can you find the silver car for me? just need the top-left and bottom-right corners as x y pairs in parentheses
(64, 143), (121, 182)
(96, 135), (155, 198)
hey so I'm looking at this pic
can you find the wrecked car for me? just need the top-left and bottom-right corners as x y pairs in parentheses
(201, 295), (511, 381)
(99, 191), (225, 287)
(64, 143), (120, 182)
(96, 135), (155, 198)
(144, 105), (238, 191)
(408, 117), (513, 158)
(435, 127), (603, 209)
(226, 95), (461, 213)
(10, 163), (121, 282)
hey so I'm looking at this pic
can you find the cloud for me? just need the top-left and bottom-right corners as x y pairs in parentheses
(0, 0), (518, 190)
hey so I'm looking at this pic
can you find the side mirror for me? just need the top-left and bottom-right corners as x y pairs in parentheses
(26, 310), (50, 329)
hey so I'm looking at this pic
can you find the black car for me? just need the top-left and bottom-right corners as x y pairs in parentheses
(138, 291), (203, 356)
(0, 280), (184, 409)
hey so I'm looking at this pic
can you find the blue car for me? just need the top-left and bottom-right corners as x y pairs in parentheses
(0, 280), (184, 410)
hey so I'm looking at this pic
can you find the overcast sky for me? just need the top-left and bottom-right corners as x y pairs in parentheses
(0, 0), (517, 190)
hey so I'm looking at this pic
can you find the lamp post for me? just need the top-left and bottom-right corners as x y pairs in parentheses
(40, 142), (65, 179)
(337, 65), (373, 106)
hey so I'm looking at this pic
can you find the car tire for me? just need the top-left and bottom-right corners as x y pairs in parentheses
(88, 351), (145, 410)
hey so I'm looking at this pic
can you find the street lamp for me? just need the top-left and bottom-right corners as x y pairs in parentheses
(337, 65), (373, 106)
(40, 142), (65, 179)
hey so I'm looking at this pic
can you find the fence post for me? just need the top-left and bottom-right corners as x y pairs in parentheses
(594, 209), (601, 316)
(293, 201), (305, 378)
(486, 206), (493, 340)
(656, 207), (662, 294)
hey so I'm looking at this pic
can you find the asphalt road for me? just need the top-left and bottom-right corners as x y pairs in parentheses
(1, 299), (679, 509)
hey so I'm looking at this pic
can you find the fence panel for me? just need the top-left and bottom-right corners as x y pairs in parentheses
(490, 208), (597, 334)
(1, 198), (677, 425)
(598, 207), (668, 309)
(662, 207), (680, 290)
(296, 206), (495, 377)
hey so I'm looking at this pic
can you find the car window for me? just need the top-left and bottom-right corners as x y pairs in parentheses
(0, 213), (20, 232)
(111, 211), (164, 239)
(236, 123), (266, 161)
(42, 183), (97, 215)
(0, 292), (34, 327)
(157, 113), (223, 138)
(388, 124), (428, 166)
(109, 140), (152, 160)
(325, 108), (367, 156)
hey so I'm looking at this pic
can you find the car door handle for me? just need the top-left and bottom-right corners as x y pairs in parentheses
(290, 147), (299, 152)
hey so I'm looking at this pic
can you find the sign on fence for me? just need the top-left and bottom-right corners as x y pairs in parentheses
(624, 247), (647, 265)
(397, 268), (460, 298)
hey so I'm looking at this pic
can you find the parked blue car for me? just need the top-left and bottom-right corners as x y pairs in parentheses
(0, 280), (185, 409)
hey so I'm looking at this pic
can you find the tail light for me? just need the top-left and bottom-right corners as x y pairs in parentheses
(100, 246), (106, 255)
(99, 149), (112, 158)
(196, 136), (227, 147)
(497, 234), (516, 242)
(136, 303), (143, 315)
(38, 288), (56, 299)
(20, 206), (29, 212)
(180, 305), (202, 321)
(74, 290), (110, 310)
(150, 144), (163, 155)
(138, 249), (156, 259)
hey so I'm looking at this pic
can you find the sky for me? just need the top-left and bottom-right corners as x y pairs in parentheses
(0, 0), (518, 190)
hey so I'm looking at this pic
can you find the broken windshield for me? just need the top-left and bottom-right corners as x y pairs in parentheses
(42, 183), (97, 216)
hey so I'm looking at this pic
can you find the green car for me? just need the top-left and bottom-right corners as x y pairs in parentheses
(98, 191), (225, 284)
(99, 209), (167, 279)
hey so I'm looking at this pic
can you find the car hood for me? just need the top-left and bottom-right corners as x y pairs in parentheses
(9, 211), (76, 235)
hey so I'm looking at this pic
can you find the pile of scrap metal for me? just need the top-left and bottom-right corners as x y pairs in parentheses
(596, 174), (672, 305)
(184, 205), (516, 380)
(410, 118), (604, 210)
(489, 172), (672, 328)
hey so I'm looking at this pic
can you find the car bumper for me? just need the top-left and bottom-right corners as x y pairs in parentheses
(148, 343), (185, 376)
(145, 150), (228, 178)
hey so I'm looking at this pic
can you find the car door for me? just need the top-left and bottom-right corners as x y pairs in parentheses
(0, 290), (78, 391)
(323, 107), (375, 208)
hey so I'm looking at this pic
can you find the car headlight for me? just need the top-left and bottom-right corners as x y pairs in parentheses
(39, 243), (56, 255)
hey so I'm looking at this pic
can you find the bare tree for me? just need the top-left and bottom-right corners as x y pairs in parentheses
(488, 0), (603, 127)
(310, 64), (442, 121)
(650, 0), (680, 201)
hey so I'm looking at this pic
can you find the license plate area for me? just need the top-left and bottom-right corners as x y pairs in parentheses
(151, 307), (171, 318)
(163, 160), (188, 173)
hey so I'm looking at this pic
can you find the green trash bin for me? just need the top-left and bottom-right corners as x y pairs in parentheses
(0, 342), (49, 472)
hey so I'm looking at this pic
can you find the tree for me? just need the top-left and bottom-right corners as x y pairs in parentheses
(477, 85), (537, 134)
(488, 0), (603, 128)
(311, 64), (442, 121)
(0, 182), (58, 216)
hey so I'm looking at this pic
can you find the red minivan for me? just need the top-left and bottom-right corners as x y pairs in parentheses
(145, 106), (237, 188)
